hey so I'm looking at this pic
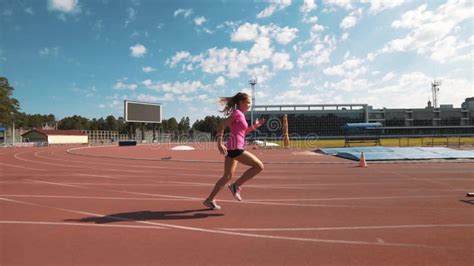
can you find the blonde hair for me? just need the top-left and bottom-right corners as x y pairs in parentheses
(219, 92), (250, 115)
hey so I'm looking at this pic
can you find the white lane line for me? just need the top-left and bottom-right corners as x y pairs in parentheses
(30, 180), (203, 201)
(74, 173), (121, 179)
(13, 151), (153, 174)
(0, 162), (46, 171)
(246, 195), (457, 202)
(0, 220), (168, 230)
(219, 224), (474, 232)
(0, 196), (464, 250)
(40, 150), (325, 176)
(36, 150), (169, 171)
(0, 182), (209, 187)
(0, 194), (193, 201)
(28, 180), (355, 208)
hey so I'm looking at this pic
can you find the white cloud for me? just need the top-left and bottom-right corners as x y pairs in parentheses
(167, 24), (299, 79)
(273, 89), (324, 104)
(142, 79), (152, 87)
(257, 0), (292, 19)
(167, 51), (191, 67)
(231, 23), (298, 45)
(249, 37), (273, 63)
(340, 8), (363, 30)
(194, 16), (206, 26)
(231, 23), (259, 42)
(142, 66), (156, 73)
(341, 32), (349, 41)
(391, 4), (431, 29)
(214, 76), (226, 87)
(323, 57), (367, 78)
(47, 0), (80, 13)
(381, 71), (396, 82)
(297, 34), (337, 67)
(113, 81), (138, 90)
(289, 75), (312, 87)
(130, 43), (146, 58)
(310, 23), (325, 36)
(273, 26), (298, 45)
(375, 0), (473, 63)
(360, 0), (406, 14)
(247, 65), (274, 83)
(340, 15), (357, 29)
(174, 8), (193, 18)
(322, 0), (353, 10)
(137, 93), (174, 102)
(325, 78), (371, 92)
(125, 7), (137, 27)
(272, 52), (293, 70)
(200, 47), (235, 75)
(25, 7), (34, 15)
(300, 0), (317, 13)
(142, 80), (205, 94)
(39, 47), (60, 57)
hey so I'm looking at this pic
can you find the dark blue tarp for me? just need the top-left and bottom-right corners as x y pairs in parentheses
(318, 147), (474, 161)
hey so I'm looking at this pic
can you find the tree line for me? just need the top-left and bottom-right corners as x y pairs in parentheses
(1, 76), (224, 136)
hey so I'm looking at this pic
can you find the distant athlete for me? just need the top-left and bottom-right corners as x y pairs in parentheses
(203, 92), (265, 210)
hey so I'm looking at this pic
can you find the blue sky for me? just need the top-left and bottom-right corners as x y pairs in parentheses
(1, 0), (472, 122)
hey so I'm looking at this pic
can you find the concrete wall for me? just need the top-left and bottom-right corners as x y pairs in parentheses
(47, 135), (88, 144)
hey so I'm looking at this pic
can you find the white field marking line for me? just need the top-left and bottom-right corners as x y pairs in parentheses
(66, 146), (363, 165)
(43, 147), (365, 177)
(69, 148), (474, 165)
(0, 197), (464, 250)
(3, 172), (334, 181)
(0, 162), (46, 171)
(3, 181), (471, 194)
(0, 197), (169, 228)
(0, 181), (208, 187)
(246, 195), (457, 202)
(14, 151), (157, 174)
(46, 182), (210, 187)
(30, 180), (203, 201)
(245, 182), (405, 188)
(0, 194), (193, 201)
(390, 171), (463, 191)
(74, 173), (121, 179)
(44, 154), (253, 177)
(219, 224), (474, 232)
(54, 150), (314, 176)
(43, 150), (173, 171)
(29, 180), (357, 208)
(0, 220), (168, 230)
(53, 149), (235, 173)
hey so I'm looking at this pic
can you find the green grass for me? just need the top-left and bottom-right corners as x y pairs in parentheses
(267, 136), (474, 149)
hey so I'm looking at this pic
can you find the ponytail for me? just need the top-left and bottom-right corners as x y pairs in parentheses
(219, 92), (250, 115)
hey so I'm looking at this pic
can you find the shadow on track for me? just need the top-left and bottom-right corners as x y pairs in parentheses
(65, 208), (223, 224)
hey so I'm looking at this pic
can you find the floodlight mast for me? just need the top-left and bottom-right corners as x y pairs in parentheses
(249, 78), (257, 128)
(431, 80), (442, 108)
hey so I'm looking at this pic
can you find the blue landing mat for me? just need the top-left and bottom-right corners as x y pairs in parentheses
(318, 147), (474, 161)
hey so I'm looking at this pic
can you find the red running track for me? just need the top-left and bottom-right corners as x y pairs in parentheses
(0, 144), (473, 265)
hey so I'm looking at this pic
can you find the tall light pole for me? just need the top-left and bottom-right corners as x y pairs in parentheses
(10, 112), (15, 146)
(431, 80), (442, 108)
(249, 78), (257, 127)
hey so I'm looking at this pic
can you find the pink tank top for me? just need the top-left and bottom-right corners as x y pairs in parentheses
(226, 109), (248, 150)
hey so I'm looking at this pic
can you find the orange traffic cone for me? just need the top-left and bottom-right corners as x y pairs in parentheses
(359, 152), (368, 167)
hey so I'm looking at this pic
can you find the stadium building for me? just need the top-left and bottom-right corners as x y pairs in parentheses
(247, 97), (474, 138)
